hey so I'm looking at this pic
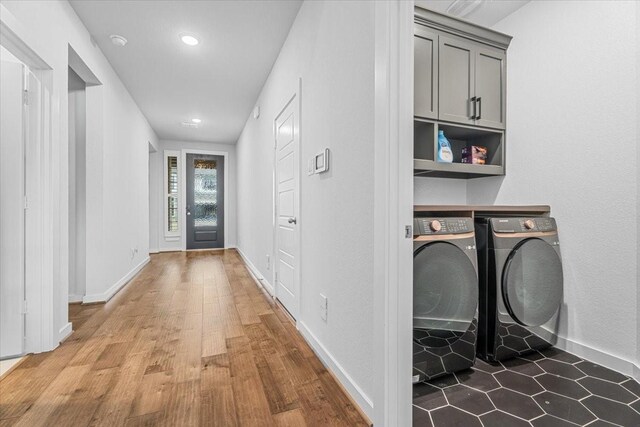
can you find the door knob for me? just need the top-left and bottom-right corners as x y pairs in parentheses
(288, 217), (297, 224)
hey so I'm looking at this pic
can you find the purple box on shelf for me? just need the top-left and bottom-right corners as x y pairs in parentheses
(462, 146), (488, 165)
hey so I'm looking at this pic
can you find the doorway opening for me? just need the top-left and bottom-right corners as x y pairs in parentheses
(66, 45), (101, 319)
(68, 66), (86, 304)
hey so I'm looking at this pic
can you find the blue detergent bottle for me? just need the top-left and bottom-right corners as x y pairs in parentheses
(437, 130), (453, 163)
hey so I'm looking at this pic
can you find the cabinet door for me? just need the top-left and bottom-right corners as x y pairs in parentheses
(475, 47), (506, 129)
(438, 35), (475, 125)
(414, 25), (438, 119)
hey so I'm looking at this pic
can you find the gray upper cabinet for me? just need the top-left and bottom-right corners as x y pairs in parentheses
(413, 7), (512, 178)
(438, 34), (476, 126)
(414, 7), (511, 131)
(437, 34), (506, 130)
(414, 25), (439, 120)
(475, 47), (506, 129)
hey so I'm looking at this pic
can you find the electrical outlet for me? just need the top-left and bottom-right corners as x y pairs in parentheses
(266, 254), (270, 270)
(319, 294), (328, 321)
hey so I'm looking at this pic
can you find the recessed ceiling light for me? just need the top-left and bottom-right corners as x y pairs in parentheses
(181, 122), (199, 128)
(191, 118), (202, 124)
(180, 34), (199, 46)
(110, 34), (128, 47)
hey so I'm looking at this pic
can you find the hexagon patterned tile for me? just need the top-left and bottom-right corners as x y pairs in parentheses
(413, 348), (640, 426)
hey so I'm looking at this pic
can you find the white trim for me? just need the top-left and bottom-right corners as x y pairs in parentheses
(163, 150), (180, 238)
(180, 149), (229, 250)
(68, 294), (83, 303)
(373, 1), (414, 426)
(82, 256), (150, 303)
(155, 248), (182, 253)
(549, 331), (640, 382)
(149, 248), (159, 254)
(298, 321), (374, 418)
(1, 4), (56, 355)
(236, 247), (274, 296)
(58, 322), (72, 343)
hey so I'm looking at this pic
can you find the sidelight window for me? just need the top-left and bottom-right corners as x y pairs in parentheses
(164, 151), (180, 236)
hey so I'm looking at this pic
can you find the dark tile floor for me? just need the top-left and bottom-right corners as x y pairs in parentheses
(413, 348), (640, 427)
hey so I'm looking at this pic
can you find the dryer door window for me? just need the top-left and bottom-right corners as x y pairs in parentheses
(502, 238), (563, 327)
(413, 242), (478, 347)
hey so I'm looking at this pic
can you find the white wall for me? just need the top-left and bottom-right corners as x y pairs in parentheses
(414, 177), (467, 205)
(150, 139), (237, 252)
(236, 0), (375, 417)
(463, 0), (639, 375)
(636, 0), (640, 378)
(68, 68), (86, 302)
(1, 0), (158, 338)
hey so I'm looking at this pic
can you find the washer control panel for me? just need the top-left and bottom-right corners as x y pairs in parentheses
(491, 217), (557, 233)
(414, 217), (474, 235)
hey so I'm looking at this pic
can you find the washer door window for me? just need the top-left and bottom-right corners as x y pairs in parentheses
(413, 242), (478, 347)
(502, 238), (563, 327)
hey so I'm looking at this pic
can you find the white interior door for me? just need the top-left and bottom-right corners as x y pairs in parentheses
(274, 92), (300, 319)
(0, 59), (26, 359)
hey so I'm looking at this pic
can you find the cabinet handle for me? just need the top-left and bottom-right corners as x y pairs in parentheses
(470, 97), (477, 120)
(476, 97), (482, 120)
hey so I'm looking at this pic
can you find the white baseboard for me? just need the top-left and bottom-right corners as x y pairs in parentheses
(298, 321), (374, 419)
(68, 294), (83, 303)
(58, 322), (72, 343)
(83, 256), (150, 304)
(236, 247), (274, 296)
(552, 332), (640, 381)
(149, 248), (159, 254)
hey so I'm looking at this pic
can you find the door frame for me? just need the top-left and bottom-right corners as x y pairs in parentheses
(272, 77), (302, 321)
(373, 1), (414, 425)
(180, 148), (229, 250)
(1, 4), (56, 353)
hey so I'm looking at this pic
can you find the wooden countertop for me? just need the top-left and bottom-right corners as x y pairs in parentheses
(414, 205), (551, 217)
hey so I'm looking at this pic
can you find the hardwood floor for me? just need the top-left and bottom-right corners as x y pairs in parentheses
(0, 250), (369, 427)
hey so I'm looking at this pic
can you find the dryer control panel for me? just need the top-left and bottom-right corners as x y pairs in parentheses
(491, 217), (557, 233)
(414, 217), (474, 235)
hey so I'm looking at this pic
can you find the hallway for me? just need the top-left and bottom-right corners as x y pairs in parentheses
(0, 251), (368, 426)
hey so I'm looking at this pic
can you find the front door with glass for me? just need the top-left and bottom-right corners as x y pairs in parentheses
(186, 154), (224, 249)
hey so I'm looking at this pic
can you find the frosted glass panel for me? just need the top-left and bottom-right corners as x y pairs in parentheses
(193, 159), (217, 227)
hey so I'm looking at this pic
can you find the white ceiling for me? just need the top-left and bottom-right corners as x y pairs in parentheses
(70, 0), (302, 143)
(416, 0), (530, 28)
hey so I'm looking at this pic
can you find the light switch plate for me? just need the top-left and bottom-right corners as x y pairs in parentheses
(307, 158), (315, 176)
(314, 148), (330, 174)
